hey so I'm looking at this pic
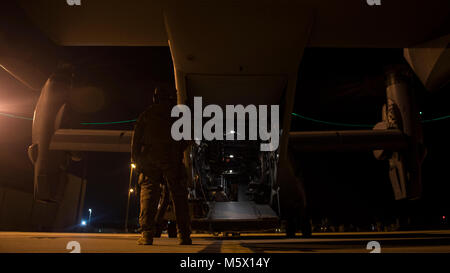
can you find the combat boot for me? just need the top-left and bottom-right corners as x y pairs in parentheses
(171, 193), (192, 245)
(137, 231), (154, 245)
(153, 228), (162, 238)
(178, 233), (192, 245)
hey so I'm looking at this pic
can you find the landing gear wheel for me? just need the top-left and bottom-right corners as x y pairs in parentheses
(168, 221), (177, 238)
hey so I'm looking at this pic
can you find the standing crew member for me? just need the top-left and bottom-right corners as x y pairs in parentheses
(132, 87), (192, 245)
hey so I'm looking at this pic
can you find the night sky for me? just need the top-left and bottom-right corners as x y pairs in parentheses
(1, 46), (449, 230)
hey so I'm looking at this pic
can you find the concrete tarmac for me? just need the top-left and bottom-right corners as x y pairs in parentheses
(1, 230), (450, 253)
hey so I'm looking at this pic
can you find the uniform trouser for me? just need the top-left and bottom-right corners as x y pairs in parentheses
(154, 182), (170, 232)
(138, 162), (191, 237)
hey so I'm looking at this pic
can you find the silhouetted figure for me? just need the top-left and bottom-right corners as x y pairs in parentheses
(132, 87), (191, 245)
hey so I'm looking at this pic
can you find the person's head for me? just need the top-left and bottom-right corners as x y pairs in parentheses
(153, 86), (177, 104)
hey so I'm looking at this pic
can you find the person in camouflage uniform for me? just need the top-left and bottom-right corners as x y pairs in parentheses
(136, 172), (171, 238)
(131, 87), (191, 245)
(153, 179), (171, 238)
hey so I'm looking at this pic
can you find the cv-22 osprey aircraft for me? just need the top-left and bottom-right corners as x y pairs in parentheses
(0, 0), (449, 235)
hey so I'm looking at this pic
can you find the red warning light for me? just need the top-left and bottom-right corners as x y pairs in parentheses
(443, 216), (446, 220)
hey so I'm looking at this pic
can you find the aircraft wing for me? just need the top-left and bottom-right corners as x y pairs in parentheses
(49, 129), (132, 153)
(48, 128), (406, 153)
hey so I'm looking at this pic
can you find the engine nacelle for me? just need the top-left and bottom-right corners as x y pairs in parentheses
(374, 65), (426, 200)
